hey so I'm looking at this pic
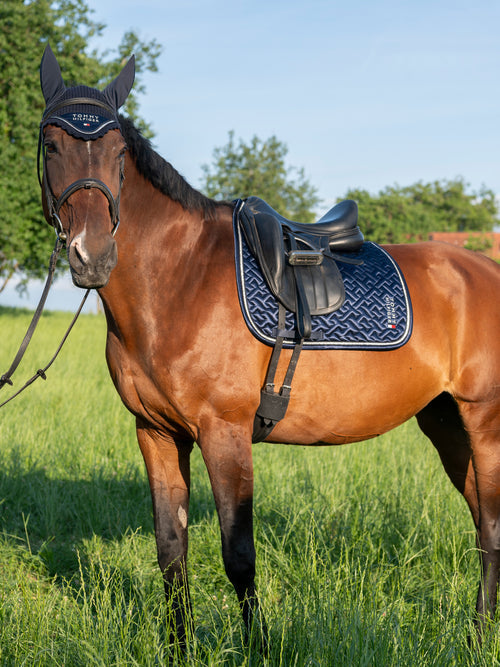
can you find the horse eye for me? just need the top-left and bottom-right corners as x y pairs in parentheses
(44, 141), (57, 155)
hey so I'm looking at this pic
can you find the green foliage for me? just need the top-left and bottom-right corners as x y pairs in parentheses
(464, 233), (494, 254)
(0, 0), (161, 290)
(343, 178), (498, 244)
(201, 131), (320, 222)
(0, 307), (499, 663)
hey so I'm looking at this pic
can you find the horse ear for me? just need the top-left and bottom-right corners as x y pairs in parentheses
(103, 55), (135, 110)
(40, 44), (66, 105)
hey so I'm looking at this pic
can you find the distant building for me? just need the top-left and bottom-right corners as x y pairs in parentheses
(428, 232), (500, 260)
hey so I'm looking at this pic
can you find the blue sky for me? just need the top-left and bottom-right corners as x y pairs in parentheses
(85, 0), (499, 204)
(2, 0), (499, 311)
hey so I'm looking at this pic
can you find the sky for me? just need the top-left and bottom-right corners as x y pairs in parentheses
(2, 0), (499, 312)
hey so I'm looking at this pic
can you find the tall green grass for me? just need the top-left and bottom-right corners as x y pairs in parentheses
(0, 306), (498, 665)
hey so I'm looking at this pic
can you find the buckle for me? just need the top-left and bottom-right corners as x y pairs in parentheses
(287, 250), (324, 266)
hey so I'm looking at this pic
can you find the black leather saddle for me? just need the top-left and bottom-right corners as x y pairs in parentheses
(238, 196), (364, 339)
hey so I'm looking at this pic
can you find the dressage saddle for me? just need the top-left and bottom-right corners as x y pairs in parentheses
(238, 196), (364, 339)
(237, 196), (365, 442)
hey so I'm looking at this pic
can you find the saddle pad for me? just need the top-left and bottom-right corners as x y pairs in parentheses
(234, 218), (413, 350)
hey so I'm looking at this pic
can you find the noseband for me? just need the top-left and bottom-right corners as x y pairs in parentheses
(43, 176), (122, 242)
(38, 97), (124, 242)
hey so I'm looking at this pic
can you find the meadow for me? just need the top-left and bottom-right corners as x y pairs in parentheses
(0, 306), (499, 665)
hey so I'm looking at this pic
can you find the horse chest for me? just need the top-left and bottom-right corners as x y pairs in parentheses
(105, 335), (209, 436)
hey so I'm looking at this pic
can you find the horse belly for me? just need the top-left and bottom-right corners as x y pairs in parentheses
(268, 345), (445, 446)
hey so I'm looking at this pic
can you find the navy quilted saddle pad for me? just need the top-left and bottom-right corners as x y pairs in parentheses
(234, 217), (413, 350)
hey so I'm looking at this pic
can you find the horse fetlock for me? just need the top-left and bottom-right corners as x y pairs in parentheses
(223, 552), (256, 591)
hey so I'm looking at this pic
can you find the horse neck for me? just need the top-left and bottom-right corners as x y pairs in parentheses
(98, 159), (233, 334)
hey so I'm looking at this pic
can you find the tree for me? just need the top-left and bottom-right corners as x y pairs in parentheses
(343, 179), (498, 244)
(0, 0), (161, 292)
(201, 131), (320, 222)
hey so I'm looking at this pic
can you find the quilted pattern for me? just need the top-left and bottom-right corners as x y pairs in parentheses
(234, 219), (412, 350)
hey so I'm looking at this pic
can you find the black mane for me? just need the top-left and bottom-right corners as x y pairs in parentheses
(119, 115), (224, 219)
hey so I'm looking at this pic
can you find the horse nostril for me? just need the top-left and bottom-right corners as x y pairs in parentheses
(70, 235), (90, 268)
(67, 232), (117, 289)
(74, 243), (85, 265)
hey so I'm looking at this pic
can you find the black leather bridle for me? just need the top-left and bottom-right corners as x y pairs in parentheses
(37, 96), (124, 242)
(1, 98), (126, 404)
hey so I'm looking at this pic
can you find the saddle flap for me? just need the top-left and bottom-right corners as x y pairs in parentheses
(239, 207), (285, 296)
(238, 199), (346, 317)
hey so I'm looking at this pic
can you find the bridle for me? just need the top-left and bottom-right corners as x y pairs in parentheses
(37, 96), (124, 242)
(1, 47), (135, 406)
(0, 99), (124, 403)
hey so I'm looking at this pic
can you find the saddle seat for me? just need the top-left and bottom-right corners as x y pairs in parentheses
(256, 196), (361, 245)
(238, 196), (364, 339)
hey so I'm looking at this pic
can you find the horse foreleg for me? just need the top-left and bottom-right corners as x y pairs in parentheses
(199, 421), (267, 646)
(135, 419), (194, 646)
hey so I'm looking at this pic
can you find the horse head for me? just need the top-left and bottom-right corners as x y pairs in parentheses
(39, 45), (135, 288)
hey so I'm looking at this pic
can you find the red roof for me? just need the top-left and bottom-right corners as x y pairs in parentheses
(428, 232), (500, 260)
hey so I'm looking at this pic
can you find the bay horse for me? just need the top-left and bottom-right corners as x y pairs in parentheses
(38, 46), (500, 646)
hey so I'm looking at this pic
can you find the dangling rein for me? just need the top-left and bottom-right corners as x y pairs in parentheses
(0, 238), (89, 409)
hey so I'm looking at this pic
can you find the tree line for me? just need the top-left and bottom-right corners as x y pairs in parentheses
(1, 0), (498, 294)
(200, 135), (498, 246)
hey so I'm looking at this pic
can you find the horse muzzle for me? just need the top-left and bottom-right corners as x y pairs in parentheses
(67, 232), (118, 288)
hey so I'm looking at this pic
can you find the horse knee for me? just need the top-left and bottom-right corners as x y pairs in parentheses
(225, 555), (255, 586)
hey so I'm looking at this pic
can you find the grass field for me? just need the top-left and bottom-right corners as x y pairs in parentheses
(0, 306), (499, 665)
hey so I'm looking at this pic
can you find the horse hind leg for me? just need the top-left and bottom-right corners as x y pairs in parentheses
(457, 396), (500, 634)
(417, 392), (500, 636)
(416, 393), (478, 516)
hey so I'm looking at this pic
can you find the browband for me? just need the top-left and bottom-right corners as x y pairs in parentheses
(43, 96), (116, 120)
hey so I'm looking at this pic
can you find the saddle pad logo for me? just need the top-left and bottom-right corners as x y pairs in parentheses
(234, 219), (413, 351)
(385, 295), (397, 329)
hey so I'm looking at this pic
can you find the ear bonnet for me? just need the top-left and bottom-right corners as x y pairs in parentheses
(40, 44), (135, 140)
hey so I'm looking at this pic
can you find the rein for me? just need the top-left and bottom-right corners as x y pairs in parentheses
(0, 238), (90, 409)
